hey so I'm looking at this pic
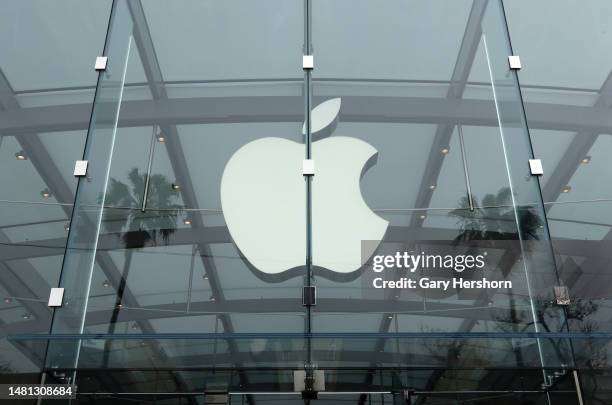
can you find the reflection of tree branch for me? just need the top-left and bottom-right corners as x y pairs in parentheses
(450, 187), (543, 243)
(419, 326), (489, 370)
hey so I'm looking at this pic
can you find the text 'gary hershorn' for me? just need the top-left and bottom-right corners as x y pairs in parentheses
(370, 251), (512, 291)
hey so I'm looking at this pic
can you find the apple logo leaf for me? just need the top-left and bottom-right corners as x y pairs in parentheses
(302, 98), (341, 141)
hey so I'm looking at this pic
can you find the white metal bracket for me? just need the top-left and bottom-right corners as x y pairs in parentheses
(73, 160), (88, 177)
(529, 159), (543, 175)
(508, 55), (522, 70)
(48, 288), (65, 307)
(303, 55), (314, 70)
(302, 159), (315, 176)
(95, 56), (108, 71)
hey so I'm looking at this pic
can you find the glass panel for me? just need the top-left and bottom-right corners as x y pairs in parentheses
(138, 0), (305, 342)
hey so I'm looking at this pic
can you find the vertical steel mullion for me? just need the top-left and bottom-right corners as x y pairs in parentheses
(304, 0), (313, 374)
(457, 125), (475, 211)
(302, 5), (316, 400)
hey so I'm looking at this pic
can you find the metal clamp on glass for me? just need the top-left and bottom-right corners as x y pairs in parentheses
(303, 286), (316, 306)
(303, 54), (314, 70)
(48, 288), (65, 307)
(508, 55), (522, 70)
(73, 160), (88, 177)
(554, 285), (570, 306)
(94, 56), (108, 71)
(528, 158), (544, 175)
(294, 369), (325, 398)
(302, 159), (315, 176)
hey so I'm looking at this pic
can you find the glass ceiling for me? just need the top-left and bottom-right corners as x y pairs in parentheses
(0, 3), (612, 401)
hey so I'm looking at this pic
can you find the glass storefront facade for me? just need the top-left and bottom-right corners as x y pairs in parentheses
(1, 0), (611, 403)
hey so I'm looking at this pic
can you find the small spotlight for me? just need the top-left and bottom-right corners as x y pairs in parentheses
(562, 185), (572, 193)
(40, 188), (52, 198)
(440, 147), (450, 155)
(102, 280), (110, 288)
(184, 219), (192, 225)
(117, 303), (123, 309)
(15, 151), (27, 160)
(387, 315), (393, 320)
(210, 296), (216, 301)
(203, 274), (208, 280)
(64, 223), (70, 231)
(157, 135), (166, 143)
(3, 298), (11, 304)
(171, 183), (180, 191)
(581, 156), (591, 164)
(419, 214), (427, 220)
(487, 301), (493, 307)
(429, 184), (436, 190)
(22, 313), (31, 320)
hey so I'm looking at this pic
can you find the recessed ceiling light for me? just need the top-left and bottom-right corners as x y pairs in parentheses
(22, 313), (31, 320)
(64, 223), (70, 231)
(440, 147), (450, 155)
(419, 214), (427, 220)
(184, 219), (192, 225)
(171, 183), (180, 191)
(562, 185), (572, 193)
(581, 156), (591, 164)
(429, 184), (436, 190)
(40, 188), (52, 198)
(157, 135), (165, 143)
(102, 280), (110, 288)
(15, 151), (27, 160)
(210, 296), (216, 301)
(387, 315), (393, 319)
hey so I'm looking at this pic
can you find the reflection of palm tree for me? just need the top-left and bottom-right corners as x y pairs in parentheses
(102, 168), (181, 247)
(450, 187), (542, 242)
(100, 168), (181, 367)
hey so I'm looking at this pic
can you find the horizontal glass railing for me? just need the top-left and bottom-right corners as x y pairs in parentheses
(9, 332), (612, 370)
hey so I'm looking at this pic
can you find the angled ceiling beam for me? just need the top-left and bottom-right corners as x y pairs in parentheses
(408, 0), (488, 230)
(3, 97), (612, 135)
(126, 1), (254, 401)
(541, 70), (612, 204)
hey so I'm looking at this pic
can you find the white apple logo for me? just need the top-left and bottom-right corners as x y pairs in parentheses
(220, 98), (388, 277)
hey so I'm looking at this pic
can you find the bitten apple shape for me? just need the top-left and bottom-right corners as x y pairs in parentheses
(220, 98), (388, 275)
